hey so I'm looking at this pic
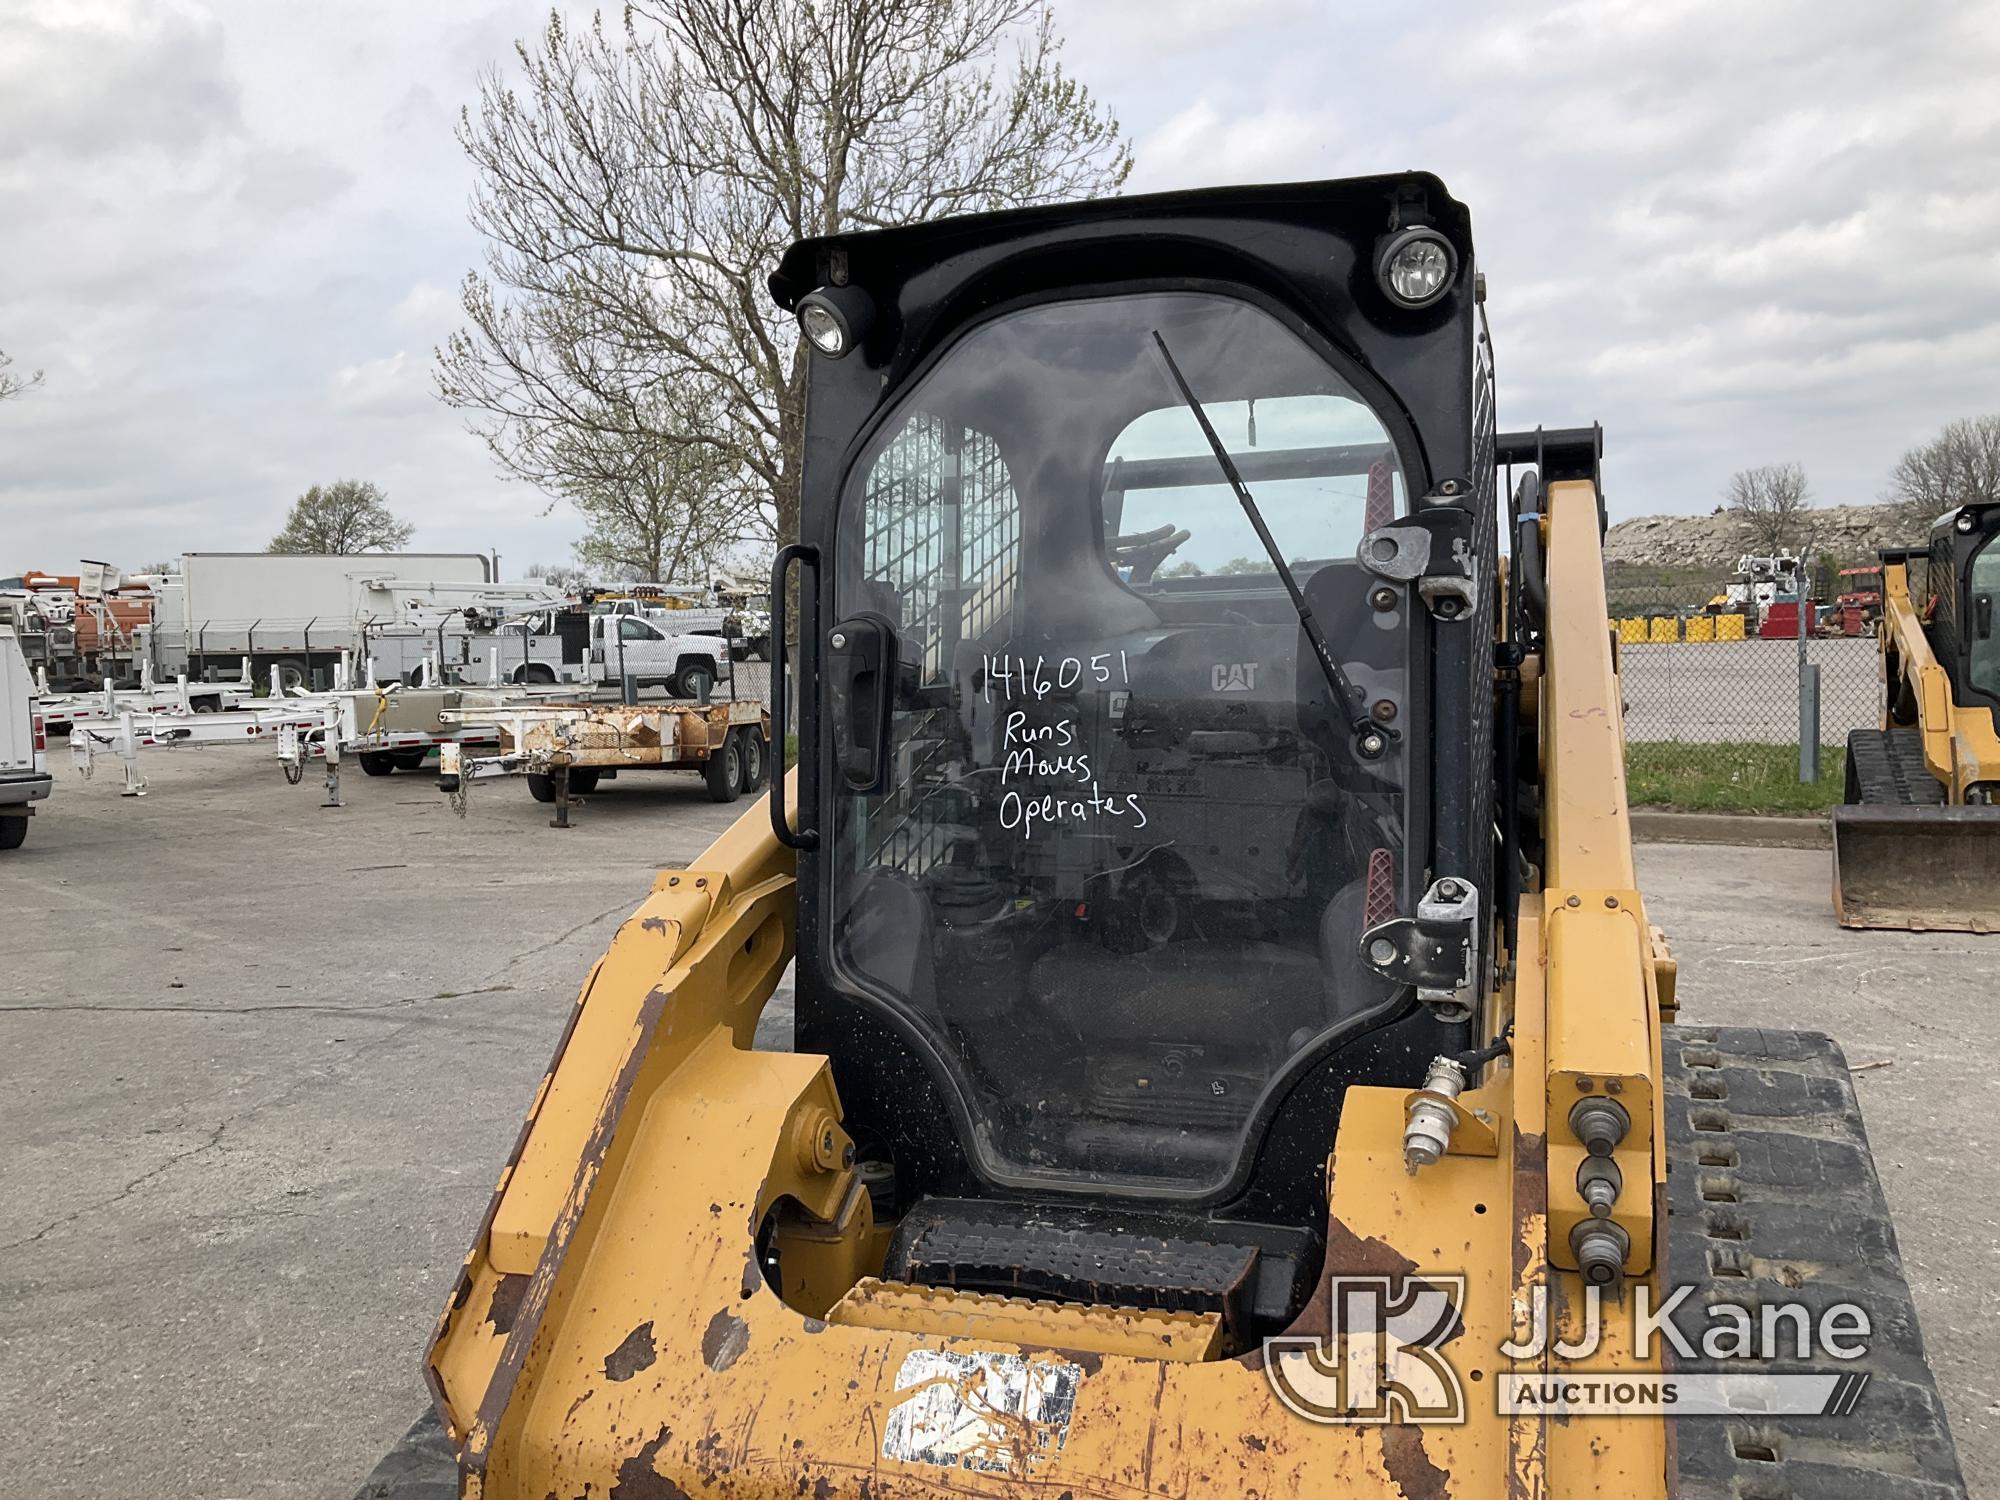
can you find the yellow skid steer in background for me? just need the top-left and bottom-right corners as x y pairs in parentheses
(1834, 504), (2000, 930)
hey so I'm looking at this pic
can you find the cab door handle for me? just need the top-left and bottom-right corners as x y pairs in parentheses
(770, 545), (819, 851)
(826, 613), (897, 794)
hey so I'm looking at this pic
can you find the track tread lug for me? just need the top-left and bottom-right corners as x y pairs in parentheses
(1665, 1025), (1967, 1498)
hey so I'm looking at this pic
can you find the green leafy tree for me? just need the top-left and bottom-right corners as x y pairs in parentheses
(568, 430), (754, 584)
(267, 480), (414, 554)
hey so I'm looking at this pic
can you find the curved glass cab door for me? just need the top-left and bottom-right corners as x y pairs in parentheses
(827, 289), (1412, 1196)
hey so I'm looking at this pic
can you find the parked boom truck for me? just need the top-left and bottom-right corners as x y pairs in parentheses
(396, 174), (1963, 1498)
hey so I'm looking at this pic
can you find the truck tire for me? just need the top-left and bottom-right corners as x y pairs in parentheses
(359, 751), (396, 777)
(736, 726), (766, 792)
(1665, 1025), (1967, 1498)
(567, 768), (600, 795)
(674, 660), (717, 702)
(511, 663), (558, 685)
(0, 817), (26, 852)
(703, 735), (743, 802)
(271, 658), (309, 695)
(526, 772), (556, 804)
(392, 749), (431, 771)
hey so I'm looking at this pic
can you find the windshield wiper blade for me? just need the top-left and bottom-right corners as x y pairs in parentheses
(1149, 331), (1394, 758)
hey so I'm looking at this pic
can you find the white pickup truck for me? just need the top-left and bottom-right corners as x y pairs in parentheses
(592, 610), (729, 698)
(492, 606), (731, 697)
(1, 625), (52, 851)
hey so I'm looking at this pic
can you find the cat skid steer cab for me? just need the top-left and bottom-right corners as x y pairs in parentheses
(401, 175), (1963, 1500)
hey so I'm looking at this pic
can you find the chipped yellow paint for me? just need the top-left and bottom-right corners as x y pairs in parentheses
(831, 1281), (1225, 1362)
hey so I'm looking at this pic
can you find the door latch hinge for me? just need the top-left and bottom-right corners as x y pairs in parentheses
(1357, 501), (1479, 622)
(1360, 877), (1479, 1021)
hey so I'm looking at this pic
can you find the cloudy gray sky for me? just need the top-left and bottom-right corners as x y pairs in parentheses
(3, 0), (1996, 575)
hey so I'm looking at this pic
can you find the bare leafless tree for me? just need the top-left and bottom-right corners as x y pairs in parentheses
(524, 560), (595, 591)
(1886, 413), (2000, 535)
(1725, 462), (1812, 553)
(0, 348), (42, 403)
(437, 1), (1132, 544)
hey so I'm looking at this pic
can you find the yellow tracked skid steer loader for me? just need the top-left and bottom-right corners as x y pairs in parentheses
(1833, 505), (2000, 930)
(363, 174), (1965, 1500)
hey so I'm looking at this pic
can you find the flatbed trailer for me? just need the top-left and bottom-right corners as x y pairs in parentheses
(438, 697), (770, 824)
(59, 673), (560, 802)
(65, 692), (356, 800)
(33, 661), (256, 735)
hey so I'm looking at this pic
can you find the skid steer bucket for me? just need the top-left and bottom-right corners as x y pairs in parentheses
(1831, 804), (2000, 931)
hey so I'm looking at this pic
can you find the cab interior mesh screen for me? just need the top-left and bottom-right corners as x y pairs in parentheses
(860, 415), (1020, 873)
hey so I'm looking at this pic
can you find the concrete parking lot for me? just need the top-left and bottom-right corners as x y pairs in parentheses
(1, 756), (1994, 1496)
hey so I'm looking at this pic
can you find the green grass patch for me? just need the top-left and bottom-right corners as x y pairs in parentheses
(1625, 741), (1846, 814)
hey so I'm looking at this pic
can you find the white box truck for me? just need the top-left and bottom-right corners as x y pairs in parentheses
(148, 552), (518, 688)
(1, 624), (52, 850)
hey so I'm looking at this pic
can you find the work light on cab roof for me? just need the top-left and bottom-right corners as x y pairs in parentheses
(795, 284), (874, 358)
(1377, 225), (1457, 308)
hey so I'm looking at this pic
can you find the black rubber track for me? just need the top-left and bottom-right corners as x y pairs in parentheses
(352, 1410), (453, 1499)
(1664, 1025), (1967, 1499)
(1845, 727), (1946, 806)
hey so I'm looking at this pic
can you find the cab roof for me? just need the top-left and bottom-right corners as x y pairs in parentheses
(768, 172), (1469, 310)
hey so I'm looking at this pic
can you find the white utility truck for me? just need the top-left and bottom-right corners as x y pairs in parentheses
(149, 551), (557, 689)
(0, 625), (53, 850)
(476, 604), (733, 699)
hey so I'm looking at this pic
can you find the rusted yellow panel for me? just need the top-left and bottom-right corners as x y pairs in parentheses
(1683, 614), (1715, 642)
(1715, 612), (1745, 640)
(1647, 616), (1678, 643)
(425, 483), (1677, 1499)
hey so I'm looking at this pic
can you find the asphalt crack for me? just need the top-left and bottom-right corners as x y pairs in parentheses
(0, 986), (517, 1019)
(2, 1121), (227, 1251)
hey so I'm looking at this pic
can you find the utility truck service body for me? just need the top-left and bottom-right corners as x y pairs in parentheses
(0, 625), (52, 850)
(150, 551), (533, 687)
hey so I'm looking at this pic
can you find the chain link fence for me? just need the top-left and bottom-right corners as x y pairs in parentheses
(1607, 568), (1880, 811)
(720, 657), (773, 707)
(727, 577), (1882, 813)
